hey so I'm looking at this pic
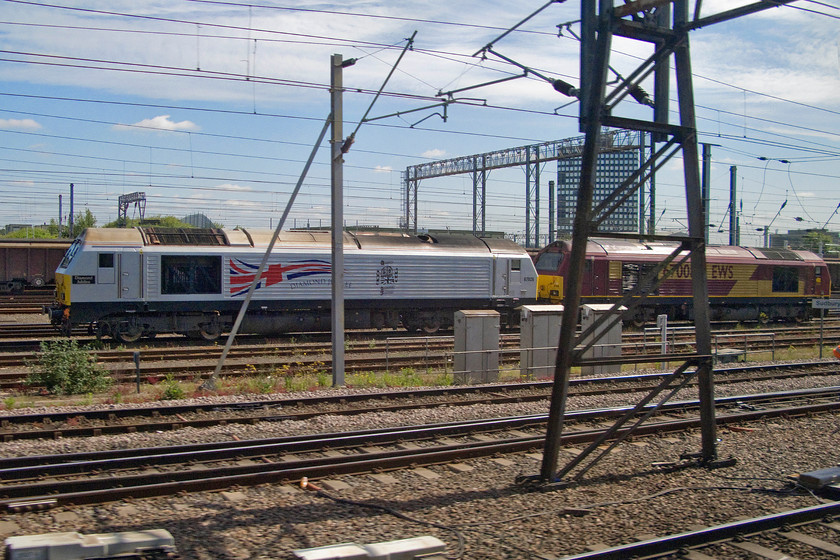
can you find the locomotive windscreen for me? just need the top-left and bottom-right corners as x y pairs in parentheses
(535, 251), (564, 272)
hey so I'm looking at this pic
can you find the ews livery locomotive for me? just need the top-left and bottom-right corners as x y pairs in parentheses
(45, 227), (538, 342)
(534, 238), (830, 325)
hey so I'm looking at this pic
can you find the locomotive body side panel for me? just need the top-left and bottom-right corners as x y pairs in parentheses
(531, 237), (829, 324)
(220, 250), (496, 303)
(46, 227), (537, 339)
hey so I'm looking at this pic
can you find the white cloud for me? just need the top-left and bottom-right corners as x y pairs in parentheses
(213, 183), (254, 192)
(225, 199), (262, 208)
(373, 165), (392, 173)
(422, 148), (446, 159)
(113, 115), (200, 132)
(0, 118), (41, 130)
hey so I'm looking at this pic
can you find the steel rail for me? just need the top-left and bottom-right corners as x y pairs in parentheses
(4, 385), (840, 475)
(0, 360), (835, 426)
(558, 501), (840, 559)
(1, 388), (838, 511)
(0, 362), (837, 441)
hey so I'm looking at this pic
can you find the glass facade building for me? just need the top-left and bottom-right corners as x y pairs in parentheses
(556, 149), (639, 235)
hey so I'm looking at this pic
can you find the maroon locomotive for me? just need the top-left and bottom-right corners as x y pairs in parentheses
(534, 238), (831, 324)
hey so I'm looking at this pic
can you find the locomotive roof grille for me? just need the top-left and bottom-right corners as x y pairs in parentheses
(755, 248), (803, 261)
(140, 227), (229, 246)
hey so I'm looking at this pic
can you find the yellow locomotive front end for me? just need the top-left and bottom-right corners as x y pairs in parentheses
(533, 242), (569, 304)
(54, 270), (71, 306)
(43, 238), (81, 335)
(537, 274), (563, 303)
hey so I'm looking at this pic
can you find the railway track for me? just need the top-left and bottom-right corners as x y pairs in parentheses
(1, 327), (839, 392)
(1, 361), (837, 441)
(0, 323), (88, 340)
(0, 386), (837, 512)
(0, 336), (507, 388)
(2, 321), (840, 375)
(3, 317), (840, 343)
(0, 289), (54, 315)
(561, 501), (840, 559)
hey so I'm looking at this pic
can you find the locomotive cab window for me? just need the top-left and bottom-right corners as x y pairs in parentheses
(511, 259), (521, 271)
(161, 255), (222, 295)
(59, 240), (81, 268)
(772, 266), (799, 293)
(535, 252), (563, 273)
(97, 252), (116, 284)
(98, 253), (114, 268)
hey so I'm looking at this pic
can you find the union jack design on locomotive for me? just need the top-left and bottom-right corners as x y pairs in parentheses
(229, 258), (330, 296)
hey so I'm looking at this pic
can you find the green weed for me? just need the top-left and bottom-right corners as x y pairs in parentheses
(160, 374), (186, 400)
(25, 339), (113, 396)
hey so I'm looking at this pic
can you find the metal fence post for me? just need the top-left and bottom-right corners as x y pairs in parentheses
(657, 314), (668, 370)
(133, 351), (141, 393)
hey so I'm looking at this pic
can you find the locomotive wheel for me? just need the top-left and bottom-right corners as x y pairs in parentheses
(198, 324), (221, 341)
(400, 313), (421, 333)
(422, 320), (441, 334)
(115, 323), (143, 343)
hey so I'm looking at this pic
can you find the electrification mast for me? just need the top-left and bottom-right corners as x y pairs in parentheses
(534, 0), (794, 486)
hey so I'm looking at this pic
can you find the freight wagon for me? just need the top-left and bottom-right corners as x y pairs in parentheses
(534, 238), (830, 325)
(44, 228), (538, 342)
(0, 238), (72, 293)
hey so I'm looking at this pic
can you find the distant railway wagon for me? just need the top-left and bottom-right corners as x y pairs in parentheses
(534, 238), (830, 324)
(44, 227), (538, 342)
(0, 238), (72, 293)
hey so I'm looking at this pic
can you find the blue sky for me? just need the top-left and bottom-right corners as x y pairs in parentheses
(1, 0), (838, 247)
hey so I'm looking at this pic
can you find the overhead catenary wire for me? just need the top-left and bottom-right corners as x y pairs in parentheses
(3, 14), (836, 152)
(5, 0), (835, 116)
(1, 1), (837, 239)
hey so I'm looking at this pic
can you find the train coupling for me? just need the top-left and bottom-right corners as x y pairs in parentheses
(43, 303), (65, 323)
(43, 303), (72, 335)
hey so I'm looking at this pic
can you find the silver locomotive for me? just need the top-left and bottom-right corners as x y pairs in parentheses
(45, 227), (538, 342)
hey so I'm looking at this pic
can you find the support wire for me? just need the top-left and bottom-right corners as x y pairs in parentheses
(202, 115), (332, 390)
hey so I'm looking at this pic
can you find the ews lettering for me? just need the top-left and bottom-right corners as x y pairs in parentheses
(710, 264), (734, 279)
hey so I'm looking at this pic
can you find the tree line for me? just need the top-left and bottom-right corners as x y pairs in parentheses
(1, 210), (222, 239)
